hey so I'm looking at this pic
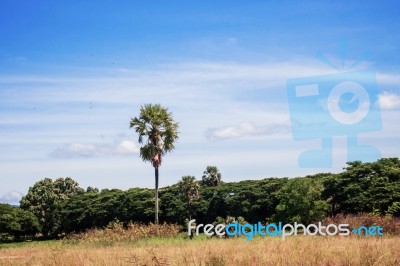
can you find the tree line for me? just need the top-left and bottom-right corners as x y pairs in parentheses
(1, 157), (399, 242)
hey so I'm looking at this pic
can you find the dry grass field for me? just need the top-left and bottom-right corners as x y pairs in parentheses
(1, 218), (400, 266)
(1, 235), (399, 266)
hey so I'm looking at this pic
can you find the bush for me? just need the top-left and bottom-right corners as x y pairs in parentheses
(0, 204), (41, 242)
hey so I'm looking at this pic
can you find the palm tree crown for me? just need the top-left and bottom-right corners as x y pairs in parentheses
(201, 166), (222, 187)
(178, 175), (200, 205)
(130, 104), (179, 168)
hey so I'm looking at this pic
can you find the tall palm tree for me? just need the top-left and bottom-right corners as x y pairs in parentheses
(178, 175), (200, 220)
(130, 104), (179, 224)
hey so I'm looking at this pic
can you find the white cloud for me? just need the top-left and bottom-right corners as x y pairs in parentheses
(116, 140), (140, 154)
(50, 139), (139, 159)
(0, 191), (23, 205)
(206, 121), (290, 141)
(1, 59), (399, 196)
(378, 91), (400, 110)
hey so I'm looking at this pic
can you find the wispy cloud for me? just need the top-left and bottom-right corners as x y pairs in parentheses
(0, 191), (23, 205)
(378, 91), (400, 110)
(50, 139), (139, 159)
(376, 73), (400, 86)
(1, 59), (399, 196)
(1, 61), (399, 107)
(206, 121), (290, 141)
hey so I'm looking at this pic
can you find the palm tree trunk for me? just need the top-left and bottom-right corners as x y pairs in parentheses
(155, 165), (159, 225)
(189, 202), (192, 221)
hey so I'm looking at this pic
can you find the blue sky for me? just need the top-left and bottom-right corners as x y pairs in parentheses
(1, 1), (400, 204)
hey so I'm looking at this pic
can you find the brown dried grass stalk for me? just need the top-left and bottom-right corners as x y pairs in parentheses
(323, 214), (400, 235)
(66, 222), (181, 243)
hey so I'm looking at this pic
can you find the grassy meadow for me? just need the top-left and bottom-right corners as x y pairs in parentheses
(1, 216), (399, 265)
(1, 234), (399, 265)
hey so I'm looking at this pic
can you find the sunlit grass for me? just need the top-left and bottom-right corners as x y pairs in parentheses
(1, 220), (399, 265)
(1, 235), (399, 265)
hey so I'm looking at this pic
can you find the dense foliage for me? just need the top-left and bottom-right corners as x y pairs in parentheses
(19, 177), (84, 237)
(1, 158), (399, 241)
(0, 203), (40, 241)
(273, 177), (329, 224)
(323, 158), (400, 215)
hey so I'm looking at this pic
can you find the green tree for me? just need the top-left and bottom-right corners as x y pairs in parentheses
(202, 166), (222, 187)
(130, 104), (179, 224)
(273, 178), (328, 224)
(387, 202), (400, 216)
(20, 177), (84, 237)
(159, 185), (187, 224)
(59, 188), (155, 233)
(178, 176), (200, 220)
(322, 158), (400, 215)
(86, 186), (99, 193)
(0, 204), (40, 241)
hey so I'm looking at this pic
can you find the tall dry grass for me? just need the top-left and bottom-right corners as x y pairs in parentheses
(1, 235), (399, 265)
(324, 214), (400, 235)
(65, 222), (181, 244)
(1, 217), (400, 265)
